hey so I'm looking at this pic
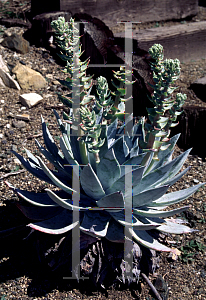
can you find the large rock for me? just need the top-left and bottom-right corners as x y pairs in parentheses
(31, 0), (198, 29)
(72, 13), (154, 117)
(190, 76), (206, 102)
(24, 11), (72, 48)
(0, 55), (9, 73)
(116, 21), (206, 63)
(1, 33), (30, 54)
(0, 69), (21, 90)
(171, 105), (206, 158)
(0, 55), (21, 89)
(12, 63), (47, 90)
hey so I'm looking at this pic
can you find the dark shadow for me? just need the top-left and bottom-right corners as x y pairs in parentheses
(199, 0), (206, 7)
(170, 106), (206, 159)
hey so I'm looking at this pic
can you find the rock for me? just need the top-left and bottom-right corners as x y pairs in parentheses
(0, 77), (6, 88)
(25, 11), (72, 48)
(0, 18), (31, 29)
(193, 178), (200, 183)
(0, 55), (9, 73)
(190, 76), (206, 102)
(154, 275), (169, 300)
(183, 286), (190, 293)
(171, 105), (206, 158)
(12, 63), (47, 89)
(12, 120), (26, 129)
(19, 93), (43, 108)
(16, 114), (30, 121)
(0, 55), (21, 89)
(12, 145), (18, 153)
(1, 33), (30, 54)
(52, 80), (60, 85)
(167, 251), (179, 262)
(14, 158), (21, 165)
(73, 13), (153, 117)
(45, 74), (53, 79)
(0, 69), (21, 90)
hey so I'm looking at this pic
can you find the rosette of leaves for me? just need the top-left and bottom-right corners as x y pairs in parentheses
(6, 110), (204, 258)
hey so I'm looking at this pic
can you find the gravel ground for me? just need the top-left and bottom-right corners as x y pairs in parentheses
(0, 2), (206, 300)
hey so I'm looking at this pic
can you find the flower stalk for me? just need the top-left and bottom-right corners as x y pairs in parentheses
(140, 44), (187, 169)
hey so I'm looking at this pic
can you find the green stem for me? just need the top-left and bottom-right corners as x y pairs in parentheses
(79, 140), (88, 165)
(114, 81), (124, 110)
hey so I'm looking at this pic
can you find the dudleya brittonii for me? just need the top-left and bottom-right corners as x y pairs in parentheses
(3, 18), (205, 284)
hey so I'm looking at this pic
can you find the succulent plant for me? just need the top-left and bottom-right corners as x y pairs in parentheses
(7, 111), (204, 256)
(2, 17), (205, 286)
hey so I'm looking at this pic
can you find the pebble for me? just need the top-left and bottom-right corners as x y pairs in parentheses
(11, 145), (18, 152)
(46, 74), (53, 79)
(0, 133), (3, 138)
(13, 158), (21, 165)
(183, 286), (190, 293)
(12, 120), (26, 129)
(193, 178), (200, 183)
(52, 80), (60, 85)
(44, 94), (53, 98)
(8, 112), (14, 117)
(49, 85), (57, 91)
(198, 287), (204, 294)
(47, 58), (55, 64)
(19, 60), (26, 65)
(16, 114), (30, 121)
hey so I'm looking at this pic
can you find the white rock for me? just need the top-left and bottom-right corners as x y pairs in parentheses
(0, 55), (21, 89)
(0, 100), (4, 104)
(6, 124), (10, 129)
(19, 93), (43, 108)
(0, 55), (9, 73)
(44, 94), (53, 98)
(13, 158), (21, 165)
(0, 77), (6, 87)
(0, 133), (3, 138)
(46, 74), (53, 79)
(193, 178), (200, 184)
(0, 69), (21, 90)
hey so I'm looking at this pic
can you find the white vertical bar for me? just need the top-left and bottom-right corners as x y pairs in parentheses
(124, 164), (133, 280)
(124, 22), (133, 136)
